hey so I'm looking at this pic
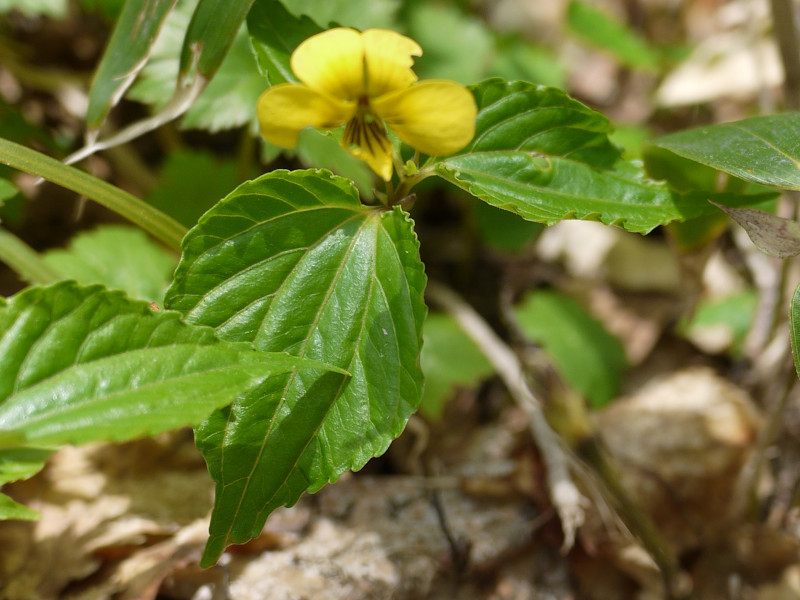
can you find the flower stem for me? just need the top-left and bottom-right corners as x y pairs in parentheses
(0, 138), (187, 250)
(392, 168), (435, 207)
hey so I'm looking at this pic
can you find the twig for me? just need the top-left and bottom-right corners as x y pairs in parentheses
(731, 346), (796, 520)
(770, 0), (800, 109)
(425, 281), (586, 549)
(64, 77), (206, 167)
(426, 281), (687, 598)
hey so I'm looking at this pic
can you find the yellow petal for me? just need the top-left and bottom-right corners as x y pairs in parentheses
(362, 29), (422, 98)
(372, 80), (477, 156)
(342, 115), (394, 180)
(257, 83), (355, 148)
(290, 28), (365, 100)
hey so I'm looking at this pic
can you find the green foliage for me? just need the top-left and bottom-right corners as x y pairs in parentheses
(281, 0), (399, 29)
(9, 0), (800, 569)
(420, 313), (494, 418)
(0, 446), (52, 519)
(406, 2), (494, 84)
(0, 492), (38, 521)
(0, 282), (329, 450)
(0, 179), (16, 205)
(86, 0), (177, 130)
(567, 0), (661, 71)
(164, 169), (426, 565)
(247, 0), (322, 85)
(473, 198), (543, 252)
(145, 149), (243, 228)
(645, 142), (778, 250)
(0, 0), (66, 17)
(489, 35), (565, 88)
(41, 226), (177, 302)
(128, 1), (265, 132)
(683, 291), (757, 357)
(79, 0), (125, 18)
(791, 285), (800, 382)
(0, 447), (52, 484)
(0, 137), (187, 249)
(406, 2), (564, 87)
(653, 114), (800, 190)
(179, 0), (255, 82)
(431, 79), (713, 233)
(515, 290), (626, 408)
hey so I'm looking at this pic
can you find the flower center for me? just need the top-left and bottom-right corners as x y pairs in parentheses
(342, 97), (390, 157)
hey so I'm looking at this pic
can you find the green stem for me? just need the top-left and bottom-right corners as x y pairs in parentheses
(392, 168), (436, 207)
(0, 227), (63, 285)
(0, 138), (187, 250)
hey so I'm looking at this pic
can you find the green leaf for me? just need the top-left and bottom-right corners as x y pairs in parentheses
(682, 291), (757, 357)
(0, 282), (328, 447)
(645, 143), (778, 250)
(653, 114), (800, 191)
(431, 79), (722, 234)
(644, 143), (778, 196)
(42, 225), (176, 302)
(146, 149), (243, 227)
(791, 284), (800, 382)
(567, 0), (660, 71)
(79, 0), (125, 18)
(179, 0), (255, 82)
(129, 1), (265, 132)
(281, 0), (398, 29)
(473, 197), (543, 253)
(0, 0), (66, 17)
(0, 491), (39, 521)
(165, 169), (426, 565)
(420, 313), (493, 419)
(406, 2), (494, 85)
(0, 447), (52, 484)
(449, 79), (624, 167)
(515, 290), (626, 408)
(86, 0), (178, 129)
(488, 35), (566, 88)
(0, 177), (17, 213)
(181, 28), (266, 132)
(0, 226), (63, 285)
(247, 0), (323, 85)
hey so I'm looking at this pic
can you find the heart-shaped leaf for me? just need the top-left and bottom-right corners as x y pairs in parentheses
(165, 169), (426, 565)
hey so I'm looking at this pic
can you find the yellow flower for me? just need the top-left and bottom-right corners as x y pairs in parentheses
(256, 28), (477, 181)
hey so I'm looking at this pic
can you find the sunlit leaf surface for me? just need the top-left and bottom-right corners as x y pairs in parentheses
(165, 169), (426, 565)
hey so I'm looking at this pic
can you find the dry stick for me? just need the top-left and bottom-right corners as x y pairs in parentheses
(427, 281), (685, 598)
(731, 351), (797, 520)
(770, 0), (800, 110)
(63, 77), (206, 167)
(426, 281), (586, 549)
